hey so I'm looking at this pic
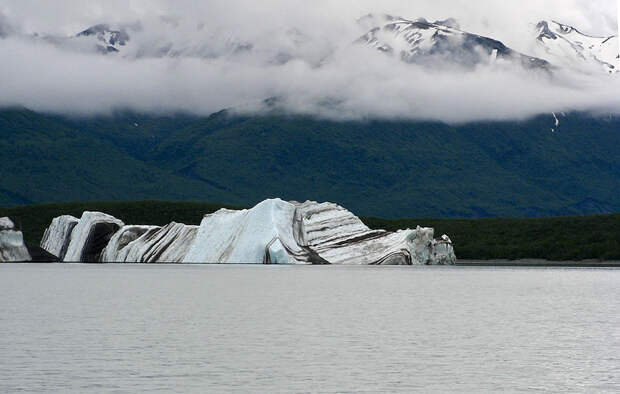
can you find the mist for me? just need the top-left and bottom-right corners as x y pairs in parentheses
(0, 0), (618, 122)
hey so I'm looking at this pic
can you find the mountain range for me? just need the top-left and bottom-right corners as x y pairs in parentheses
(0, 14), (617, 74)
(357, 15), (551, 71)
(0, 16), (618, 217)
(358, 15), (619, 74)
(3, 14), (615, 75)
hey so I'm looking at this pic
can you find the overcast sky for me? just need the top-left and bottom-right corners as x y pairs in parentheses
(1, 0), (617, 36)
(0, 0), (618, 121)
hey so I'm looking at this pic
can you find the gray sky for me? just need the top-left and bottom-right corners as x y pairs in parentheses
(1, 0), (616, 36)
(0, 0), (618, 121)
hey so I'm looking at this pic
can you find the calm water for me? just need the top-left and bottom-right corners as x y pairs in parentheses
(1, 264), (619, 393)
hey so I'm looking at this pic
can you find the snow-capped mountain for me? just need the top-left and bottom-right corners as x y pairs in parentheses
(76, 24), (130, 53)
(534, 20), (619, 74)
(73, 22), (257, 59)
(357, 15), (551, 71)
(1, 13), (618, 75)
(64, 22), (324, 65)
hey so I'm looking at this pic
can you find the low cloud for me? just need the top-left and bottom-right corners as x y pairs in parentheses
(0, 0), (618, 122)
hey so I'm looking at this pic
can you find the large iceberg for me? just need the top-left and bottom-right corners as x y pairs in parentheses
(0, 217), (31, 262)
(40, 199), (456, 264)
(293, 201), (442, 265)
(183, 199), (326, 264)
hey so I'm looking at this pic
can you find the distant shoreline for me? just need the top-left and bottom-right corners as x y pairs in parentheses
(1, 200), (618, 262)
(457, 260), (620, 268)
(3, 260), (620, 267)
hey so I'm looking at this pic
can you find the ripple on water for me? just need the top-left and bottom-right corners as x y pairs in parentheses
(0, 264), (619, 393)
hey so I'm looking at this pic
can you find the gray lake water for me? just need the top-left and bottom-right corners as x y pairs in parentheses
(1, 264), (619, 393)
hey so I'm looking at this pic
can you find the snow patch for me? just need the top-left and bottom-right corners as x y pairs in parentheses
(535, 20), (619, 74)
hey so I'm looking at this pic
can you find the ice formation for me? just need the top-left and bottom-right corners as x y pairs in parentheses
(99, 225), (158, 262)
(63, 212), (124, 262)
(40, 215), (79, 261)
(0, 217), (14, 229)
(100, 223), (198, 263)
(183, 199), (324, 264)
(0, 217), (31, 262)
(41, 199), (456, 264)
(292, 200), (446, 265)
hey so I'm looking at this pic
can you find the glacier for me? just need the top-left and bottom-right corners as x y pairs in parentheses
(40, 199), (456, 265)
(0, 217), (31, 262)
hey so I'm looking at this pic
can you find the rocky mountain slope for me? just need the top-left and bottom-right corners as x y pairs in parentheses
(357, 15), (551, 71)
(76, 24), (130, 53)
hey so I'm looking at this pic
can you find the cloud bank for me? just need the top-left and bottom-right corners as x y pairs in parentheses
(0, 0), (618, 122)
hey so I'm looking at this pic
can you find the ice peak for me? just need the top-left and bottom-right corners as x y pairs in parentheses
(534, 19), (618, 74)
(77, 23), (130, 53)
(358, 15), (550, 71)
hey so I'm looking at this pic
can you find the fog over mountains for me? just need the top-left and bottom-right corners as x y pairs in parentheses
(0, 1), (619, 217)
(0, 0), (618, 121)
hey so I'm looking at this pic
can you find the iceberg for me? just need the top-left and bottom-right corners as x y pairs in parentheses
(99, 225), (159, 263)
(101, 223), (198, 263)
(0, 217), (31, 262)
(183, 199), (323, 264)
(40, 199), (456, 264)
(40, 215), (79, 260)
(431, 235), (456, 265)
(63, 212), (124, 262)
(0, 217), (14, 229)
(291, 201), (455, 265)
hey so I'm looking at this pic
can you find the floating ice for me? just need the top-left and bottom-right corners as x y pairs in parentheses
(101, 223), (198, 263)
(0, 217), (31, 262)
(42, 199), (456, 264)
(63, 212), (124, 262)
(0, 217), (15, 230)
(40, 215), (79, 260)
(183, 199), (315, 264)
(292, 201), (453, 265)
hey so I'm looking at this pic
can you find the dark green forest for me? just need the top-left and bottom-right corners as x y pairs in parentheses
(1, 108), (618, 218)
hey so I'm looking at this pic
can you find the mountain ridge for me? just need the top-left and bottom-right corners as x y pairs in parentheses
(534, 19), (618, 73)
(357, 15), (552, 71)
(1, 14), (616, 75)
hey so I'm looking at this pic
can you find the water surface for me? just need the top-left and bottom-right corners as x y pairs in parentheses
(1, 264), (619, 393)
